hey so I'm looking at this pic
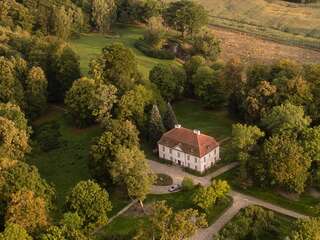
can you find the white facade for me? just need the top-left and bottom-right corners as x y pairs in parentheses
(158, 144), (220, 173)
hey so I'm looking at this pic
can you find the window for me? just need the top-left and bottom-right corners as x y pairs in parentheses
(187, 155), (190, 160)
(204, 156), (206, 162)
(162, 146), (165, 151)
(195, 166), (197, 170)
(177, 152), (180, 157)
(195, 157), (198, 163)
(169, 149), (172, 154)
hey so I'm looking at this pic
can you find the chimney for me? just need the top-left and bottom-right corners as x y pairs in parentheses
(193, 129), (201, 135)
(175, 124), (181, 128)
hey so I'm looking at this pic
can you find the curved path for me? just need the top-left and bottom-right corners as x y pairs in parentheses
(149, 160), (308, 240)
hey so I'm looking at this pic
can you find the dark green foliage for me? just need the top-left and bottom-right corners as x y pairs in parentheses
(164, 0), (208, 37)
(135, 40), (175, 60)
(148, 105), (165, 146)
(35, 121), (61, 152)
(89, 43), (140, 94)
(163, 102), (178, 130)
(65, 180), (112, 230)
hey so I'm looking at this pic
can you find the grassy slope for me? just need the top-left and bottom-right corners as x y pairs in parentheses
(173, 99), (234, 140)
(70, 25), (178, 77)
(218, 168), (320, 217)
(196, 0), (320, 48)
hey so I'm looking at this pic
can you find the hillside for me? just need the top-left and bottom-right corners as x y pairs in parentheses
(196, 0), (320, 49)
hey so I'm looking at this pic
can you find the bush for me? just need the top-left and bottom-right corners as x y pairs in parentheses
(182, 177), (194, 190)
(135, 40), (175, 60)
(35, 121), (61, 151)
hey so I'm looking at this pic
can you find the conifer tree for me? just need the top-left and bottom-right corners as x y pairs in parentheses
(148, 104), (165, 146)
(163, 102), (178, 130)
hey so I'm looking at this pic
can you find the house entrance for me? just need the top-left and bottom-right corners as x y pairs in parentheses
(178, 160), (181, 165)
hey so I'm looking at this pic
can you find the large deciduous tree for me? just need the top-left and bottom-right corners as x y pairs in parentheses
(291, 217), (320, 240)
(263, 134), (311, 193)
(164, 0), (208, 38)
(5, 190), (49, 234)
(192, 30), (220, 61)
(65, 180), (112, 230)
(91, 0), (116, 33)
(0, 223), (32, 240)
(89, 43), (140, 94)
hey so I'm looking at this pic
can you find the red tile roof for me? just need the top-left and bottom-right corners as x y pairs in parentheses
(158, 127), (219, 158)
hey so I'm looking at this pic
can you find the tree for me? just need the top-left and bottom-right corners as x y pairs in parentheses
(118, 84), (154, 128)
(184, 55), (206, 78)
(0, 102), (30, 134)
(192, 66), (225, 108)
(65, 77), (117, 127)
(263, 134), (311, 193)
(181, 177), (194, 191)
(90, 120), (140, 184)
(192, 29), (220, 61)
(0, 57), (25, 108)
(143, 16), (167, 49)
(0, 224), (32, 240)
(25, 67), (48, 118)
(192, 180), (230, 212)
(291, 217), (320, 240)
(163, 102), (178, 130)
(65, 180), (112, 230)
(230, 124), (265, 179)
(0, 117), (30, 160)
(261, 102), (311, 135)
(5, 190), (49, 234)
(149, 64), (176, 101)
(139, 0), (165, 22)
(112, 146), (155, 202)
(217, 206), (276, 240)
(164, 0), (208, 37)
(301, 126), (320, 162)
(134, 201), (207, 240)
(91, 0), (116, 32)
(148, 105), (165, 146)
(53, 6), (73, 40)
(89, 43), (139, 94)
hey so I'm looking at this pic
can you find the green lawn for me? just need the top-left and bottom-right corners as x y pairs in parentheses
(28, 106), (129, 219)
(146, 188), (232, 225)
(173, 99), (235, 140)
(217, 168), (320, 217)
(70, 25), (178, 77)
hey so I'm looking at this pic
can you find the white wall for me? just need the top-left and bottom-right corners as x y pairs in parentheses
(158, 144), (220, 172)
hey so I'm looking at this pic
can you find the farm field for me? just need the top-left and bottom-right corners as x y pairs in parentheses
(70, 25), (178, 77)
(212, 26), (320, 65)
(196, 0), (320, 49)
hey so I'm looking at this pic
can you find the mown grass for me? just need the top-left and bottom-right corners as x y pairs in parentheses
(70, 25), (178, 77)
(195, 0), (320, 49)
(217, 168), (320, 217)
(173, 99), (235, 140)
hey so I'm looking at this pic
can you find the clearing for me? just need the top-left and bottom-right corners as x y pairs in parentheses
(70, 25), (178, 77)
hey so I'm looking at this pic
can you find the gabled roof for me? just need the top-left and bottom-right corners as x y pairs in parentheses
(158, 127), (219, 158)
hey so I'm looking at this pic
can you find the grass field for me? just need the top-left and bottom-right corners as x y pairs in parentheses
(28, 106), (129, 219)
(217, 168), (320, 217)
(173, 99), (235, 140)
(197, 0), (320, 49)
(70, 25), (178, 77)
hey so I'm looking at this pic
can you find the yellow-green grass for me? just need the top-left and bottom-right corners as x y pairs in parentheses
(196, 0), (320, 49)
(70, 25), (178, 78)
(217, 167), (320, 217)
(28, 106), (129, 219)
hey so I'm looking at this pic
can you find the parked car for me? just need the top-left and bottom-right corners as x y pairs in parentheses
(168, 184), (181, 192)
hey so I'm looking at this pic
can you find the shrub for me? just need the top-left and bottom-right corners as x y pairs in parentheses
(35, 121), (61, 151)
(135, 40), (175, 60)
(182, 177), (194, 190)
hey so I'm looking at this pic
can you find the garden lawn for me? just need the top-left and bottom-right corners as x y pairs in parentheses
(146, 188), (232, 225)
(173, 99), (235, 140)
(70, 25), (179, 77)
(28, 106), (129, 219)
(217, 168), (320, 217)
